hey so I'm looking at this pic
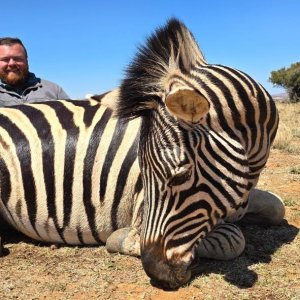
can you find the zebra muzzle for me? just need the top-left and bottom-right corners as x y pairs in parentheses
(141, 243), (192, 289)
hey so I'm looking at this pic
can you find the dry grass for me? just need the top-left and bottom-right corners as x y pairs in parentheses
(273, 102), (300, 154)
(0, 102), (299, 300)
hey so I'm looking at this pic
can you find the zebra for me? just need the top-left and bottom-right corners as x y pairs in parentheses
(0, 19), (285, 289)
(114, 18), (285, 287)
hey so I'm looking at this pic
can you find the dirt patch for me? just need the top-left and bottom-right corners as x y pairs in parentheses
(258, 150), (300, 201)
(0, 149), (299, 300)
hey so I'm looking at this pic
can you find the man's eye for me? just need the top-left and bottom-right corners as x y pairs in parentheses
(14, 57), (25, 62)
(0, 57), (25, 63)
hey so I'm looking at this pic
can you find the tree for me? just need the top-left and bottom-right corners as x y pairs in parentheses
(269, 62), (300, 102)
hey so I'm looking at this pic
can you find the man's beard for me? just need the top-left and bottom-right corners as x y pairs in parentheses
(0, 65), (29, 86)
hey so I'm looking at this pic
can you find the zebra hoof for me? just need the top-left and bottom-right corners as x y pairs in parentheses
(106, 227), (140, 257)
(244, 190), (285, 225)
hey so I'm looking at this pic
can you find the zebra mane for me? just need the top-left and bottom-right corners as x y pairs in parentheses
(117, 18), (206, 120)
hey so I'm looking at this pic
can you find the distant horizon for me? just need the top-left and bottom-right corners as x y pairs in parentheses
(3, 1), (298, 98)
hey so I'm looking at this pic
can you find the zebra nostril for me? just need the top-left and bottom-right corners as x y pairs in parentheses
(141, 244), (192, 289)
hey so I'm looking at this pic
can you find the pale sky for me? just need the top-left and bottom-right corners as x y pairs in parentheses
(2, 0), (299, 98)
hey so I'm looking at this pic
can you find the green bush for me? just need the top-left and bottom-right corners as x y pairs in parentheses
(270, 62), (300, 102)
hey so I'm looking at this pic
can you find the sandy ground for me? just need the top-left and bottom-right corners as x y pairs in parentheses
(0, 149), (299, 300)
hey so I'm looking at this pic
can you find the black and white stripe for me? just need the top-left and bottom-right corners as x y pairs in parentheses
(0, 18), (280, 289)
(117, 18), (278, 287)
(0, 96), (142, 244)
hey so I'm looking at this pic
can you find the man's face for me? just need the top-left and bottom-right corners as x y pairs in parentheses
(0, 43), (29, 86)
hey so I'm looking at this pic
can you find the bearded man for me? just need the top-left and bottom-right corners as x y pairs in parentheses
(0, 37), (69, 106)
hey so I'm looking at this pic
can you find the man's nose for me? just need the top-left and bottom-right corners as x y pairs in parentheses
(7, 58), (17, 65)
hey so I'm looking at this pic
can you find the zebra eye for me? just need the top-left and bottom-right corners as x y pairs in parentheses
(168, 167), (192, 187)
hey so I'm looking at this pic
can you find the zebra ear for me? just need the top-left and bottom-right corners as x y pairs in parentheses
(165, 89), (210, 124)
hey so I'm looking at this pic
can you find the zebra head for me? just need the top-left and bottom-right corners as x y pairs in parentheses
(117, 18), (210, 288)
(118, 19), (249, 288)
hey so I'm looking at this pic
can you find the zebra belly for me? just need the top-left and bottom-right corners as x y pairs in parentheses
(0, 195), (134, 245)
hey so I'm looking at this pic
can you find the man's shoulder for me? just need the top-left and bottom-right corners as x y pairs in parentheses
(37, 78), (69, 99)
(39, 78), (62, 90)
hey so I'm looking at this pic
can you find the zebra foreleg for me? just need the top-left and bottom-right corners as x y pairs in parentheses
(105, 188), (143, 257)
(105, 227), (140, 257)
(195, 222), (245, 260)
(241, 189), (285, 225)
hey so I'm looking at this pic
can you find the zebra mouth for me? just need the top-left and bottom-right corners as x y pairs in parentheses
(141, 243), (194, 289)
(145, 258), (192, 290)
(151, 269), (192, 290)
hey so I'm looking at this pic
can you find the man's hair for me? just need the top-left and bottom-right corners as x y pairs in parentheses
(0, 37), (28, 58)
